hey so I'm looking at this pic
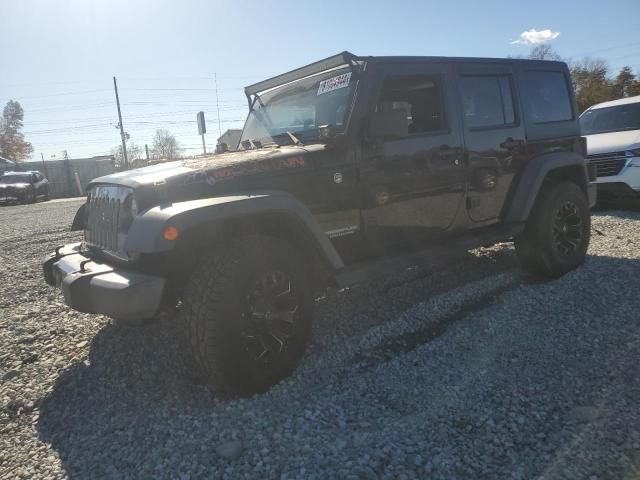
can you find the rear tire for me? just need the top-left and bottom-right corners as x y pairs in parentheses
(515, 181), (590, 278)
(181, 235), (313, 395)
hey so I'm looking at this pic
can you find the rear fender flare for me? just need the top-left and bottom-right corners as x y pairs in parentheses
(504, 152), (589, 223)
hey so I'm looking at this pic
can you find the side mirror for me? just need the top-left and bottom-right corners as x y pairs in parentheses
(368, 109), (408, 140)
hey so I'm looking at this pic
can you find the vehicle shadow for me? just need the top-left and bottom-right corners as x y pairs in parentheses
(593, 199), (640, 213)
(36, 251), (640, 478)
(36, 318), (225, 478)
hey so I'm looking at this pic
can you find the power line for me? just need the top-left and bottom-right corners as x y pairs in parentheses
(571, 41), (640, 58)
(0, 89), (111, 102)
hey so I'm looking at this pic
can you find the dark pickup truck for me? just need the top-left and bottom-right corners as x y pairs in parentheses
(44, 52), (596, 394)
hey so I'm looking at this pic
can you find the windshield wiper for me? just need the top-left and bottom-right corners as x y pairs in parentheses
(269, 131), (304, 147)
(285, 131), (304, 146)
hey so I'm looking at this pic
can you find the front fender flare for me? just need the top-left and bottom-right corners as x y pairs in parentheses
(124, 191), (345, 270)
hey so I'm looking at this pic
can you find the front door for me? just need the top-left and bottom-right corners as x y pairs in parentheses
(359, 62), (466, 248)
(455, 63), (526, 224)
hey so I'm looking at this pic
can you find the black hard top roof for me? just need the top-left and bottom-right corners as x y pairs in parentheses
(244, 51), (566, 95)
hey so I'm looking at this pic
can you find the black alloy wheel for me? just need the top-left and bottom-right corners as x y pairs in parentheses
(243, 270), (301, 363)
(552, 201), (583, 256)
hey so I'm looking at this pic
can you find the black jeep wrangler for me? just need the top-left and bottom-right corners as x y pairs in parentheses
(44, 52), (596, 394)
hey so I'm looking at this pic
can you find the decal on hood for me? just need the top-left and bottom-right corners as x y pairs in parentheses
(206, 155), (306, 182)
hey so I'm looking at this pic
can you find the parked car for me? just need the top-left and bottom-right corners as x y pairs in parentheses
(580, 95), (640, 201)
(44, 52), (596, 395)
(0, 171), (50, 204)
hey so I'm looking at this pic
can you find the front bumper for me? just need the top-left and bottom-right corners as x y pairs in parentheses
(0, 194), (26, 204)
(595, 182), (640, 201)
(43, 243), (165, 321)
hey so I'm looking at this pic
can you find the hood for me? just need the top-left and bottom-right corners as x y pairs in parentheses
(89, 145), (323, 191)
(584, 129), (640, 155)
(0, 182), (30, 189)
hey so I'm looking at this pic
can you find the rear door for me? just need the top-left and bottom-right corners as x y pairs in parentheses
(455, 63), (526, 224)
(359, 61), (466, 247)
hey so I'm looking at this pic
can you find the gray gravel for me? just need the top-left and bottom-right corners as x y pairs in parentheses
(1, 198), (640, 479)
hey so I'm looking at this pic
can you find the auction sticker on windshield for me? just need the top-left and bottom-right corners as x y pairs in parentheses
(317, 72), (352, 96)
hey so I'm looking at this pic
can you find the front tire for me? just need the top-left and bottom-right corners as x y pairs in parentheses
(182, 235), (313, 395)
(22, 190), (36, 204)
(515, 181), (590, 278)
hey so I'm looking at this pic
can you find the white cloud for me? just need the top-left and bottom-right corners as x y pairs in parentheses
(511, 29), (560, 45)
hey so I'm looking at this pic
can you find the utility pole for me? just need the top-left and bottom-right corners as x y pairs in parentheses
(63, 150), (73, 196)
(113, 76), (129, 170)
(40, 152), (48, 178)
(145, 144), (149, 161)
(214, 72), (222, 137)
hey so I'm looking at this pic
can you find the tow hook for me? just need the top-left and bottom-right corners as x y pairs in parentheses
(79, 259), (92, 273)
(54, 246), (64, 259)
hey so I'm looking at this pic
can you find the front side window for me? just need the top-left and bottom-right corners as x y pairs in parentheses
(376, 75), (447, 134)
(525, 70), (573, 123)
(460, 75), (516, 129)
(580, 103), (640, 135)
(240, 67), (355, 146)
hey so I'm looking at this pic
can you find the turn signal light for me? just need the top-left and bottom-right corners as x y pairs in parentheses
(163, 226), (179, 241)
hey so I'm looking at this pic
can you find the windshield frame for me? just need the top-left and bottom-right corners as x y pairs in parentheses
(240, 64), (361, 148)
(579, 102), (640, 135)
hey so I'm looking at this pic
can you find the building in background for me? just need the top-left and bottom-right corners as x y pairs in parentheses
(216, 129), (242, 152)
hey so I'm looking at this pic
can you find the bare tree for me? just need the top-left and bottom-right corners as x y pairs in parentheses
(0, 100), (33, 162)
(151, 129), (181, 160)
(528, 44), (562, 61)
(111, 140), (142, 169)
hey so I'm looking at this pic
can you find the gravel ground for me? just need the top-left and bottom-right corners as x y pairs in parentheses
(1, 199), (640, 479)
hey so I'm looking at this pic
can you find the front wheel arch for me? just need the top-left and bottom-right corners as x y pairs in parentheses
(168, 213), (337, 293)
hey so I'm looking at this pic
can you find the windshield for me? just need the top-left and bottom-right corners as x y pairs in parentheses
(580, 102), (640, 135)
(0, 174), (31, 184)
(240, 67), (355, 146)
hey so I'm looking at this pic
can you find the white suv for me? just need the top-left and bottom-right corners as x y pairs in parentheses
(580, 95), (640, 201)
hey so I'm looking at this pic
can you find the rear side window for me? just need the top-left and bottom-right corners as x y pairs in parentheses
(525, 71), (573, 123)
(459, 75), (516, 129)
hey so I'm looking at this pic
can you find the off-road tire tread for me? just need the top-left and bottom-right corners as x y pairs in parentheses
(515, 180), (590, 278)
(181, 235), (311, 395)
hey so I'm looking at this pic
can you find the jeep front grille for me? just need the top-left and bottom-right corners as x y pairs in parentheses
(84, 185), (133, 254)
(587, 152), (628, 177)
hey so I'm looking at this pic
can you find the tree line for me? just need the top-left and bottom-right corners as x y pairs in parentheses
(110, 129), (181, 169)
(2, 44), (639, 163)
(524, 44), (640, 112)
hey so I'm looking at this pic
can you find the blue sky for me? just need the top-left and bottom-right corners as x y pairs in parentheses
(1, 0), (639, 160)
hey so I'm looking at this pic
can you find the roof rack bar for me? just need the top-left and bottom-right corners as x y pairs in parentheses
(244, 51), (359, 97)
